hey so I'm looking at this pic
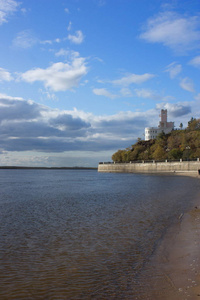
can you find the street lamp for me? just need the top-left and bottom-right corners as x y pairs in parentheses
(186, 146), (190, 160)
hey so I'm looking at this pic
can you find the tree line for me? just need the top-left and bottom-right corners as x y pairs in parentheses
(112, 117), (200, 162)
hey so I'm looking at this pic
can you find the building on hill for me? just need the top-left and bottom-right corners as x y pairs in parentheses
(145, 109), (174, 141)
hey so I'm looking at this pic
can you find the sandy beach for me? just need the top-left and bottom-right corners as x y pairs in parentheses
(142, 173), (200, 300)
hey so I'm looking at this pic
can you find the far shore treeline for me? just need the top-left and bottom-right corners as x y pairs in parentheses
(0, 166), (97, 170)
(112, 118), (200, 163)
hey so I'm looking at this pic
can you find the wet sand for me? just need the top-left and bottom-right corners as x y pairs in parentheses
(142, 174), (200, 300)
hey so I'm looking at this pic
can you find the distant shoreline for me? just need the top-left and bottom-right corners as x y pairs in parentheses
(0, 166), (97, 170)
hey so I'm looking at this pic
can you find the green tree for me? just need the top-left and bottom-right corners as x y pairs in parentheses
(122, 149), (131, 162)
(112, 150), (124, 162)
(167, 133), (181, 149)
(187, 118), (200, 130)
(168, 148), (182, 160)
(152, 145), (166, 160)
(129, 145), (144, 161)
(182, 147), (191, 160)
(188, 117), (195, 128)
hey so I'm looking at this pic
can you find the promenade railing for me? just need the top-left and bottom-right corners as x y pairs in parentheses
(99, 158), (200, 164)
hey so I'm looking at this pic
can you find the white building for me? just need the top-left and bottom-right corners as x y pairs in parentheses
(145, 109), (174, 141)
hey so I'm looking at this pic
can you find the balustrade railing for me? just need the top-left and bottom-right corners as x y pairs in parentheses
(99, 158), (200, 164)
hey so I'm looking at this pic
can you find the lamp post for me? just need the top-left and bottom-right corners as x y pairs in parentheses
(186, 146), (190, 160)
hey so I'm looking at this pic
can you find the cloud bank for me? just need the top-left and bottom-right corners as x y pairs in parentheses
(0, 94), (194, 156)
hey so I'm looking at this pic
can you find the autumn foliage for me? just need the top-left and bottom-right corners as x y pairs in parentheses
(112, 118), (200, 162)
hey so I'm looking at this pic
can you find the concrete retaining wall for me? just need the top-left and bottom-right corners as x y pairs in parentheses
(98, 160), (200, 175)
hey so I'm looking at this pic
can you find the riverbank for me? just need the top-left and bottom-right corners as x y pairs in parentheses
(142, 184), (200, 299)
(98, 160), (200, 175)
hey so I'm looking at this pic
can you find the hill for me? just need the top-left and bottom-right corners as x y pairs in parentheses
(112, 117), (200, 162)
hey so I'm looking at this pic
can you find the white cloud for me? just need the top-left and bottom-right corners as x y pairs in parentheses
(134, 88), (174, 102)
(156, 102), (191, 118)
(189, 55), (200, 68)
(20, 8), (27, 14)
(180, 77), (195, 93)
(0, 67), (13, 81)
(40, 40), (53, 45)
(135, 88), (160, 100)
(93, 88), (118, 99)
(194, 93), (200, 101)
(120, 88), (132, 97)
(13, 30), (38, 48)
(140, 11), (200, 53)
(97, 0), (106, 6)
(135, 89), (153, 98)
(0, 0), (20, 25)
(20, 56), (88, 92)
(112, 73), (155, 86)
(0, 93), (23, 101)
(55, 49), (70, 57)
(39, 89), (57, 101)
(40, 37), (62, 45)
(165, 62), (182, 79)
(67, 21), (72, 31)
(55, 49), (79, 59)
(68, 30), (84, 44)
(135, 88), (176, 102)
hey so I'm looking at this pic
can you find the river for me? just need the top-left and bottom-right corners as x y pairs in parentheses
(0, 169), (199, 299)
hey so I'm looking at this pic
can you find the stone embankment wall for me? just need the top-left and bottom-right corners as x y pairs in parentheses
(98, 159), (200, 175)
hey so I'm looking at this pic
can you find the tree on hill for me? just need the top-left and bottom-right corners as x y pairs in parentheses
(111, 117), (200, 163)
(152, 145), (166, 160)
(187, 117), (200, 131)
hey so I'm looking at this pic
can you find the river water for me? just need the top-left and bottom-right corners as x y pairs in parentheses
(0, 169), (199, 299)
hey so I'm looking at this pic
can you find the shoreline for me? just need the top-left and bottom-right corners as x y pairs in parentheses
(98, 160), (200, 174)
(142, 176), (200, 299)
(173, 171), (200, 178)
(0, 166), (97, 170)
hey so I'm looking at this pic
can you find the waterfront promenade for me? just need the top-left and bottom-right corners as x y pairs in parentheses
(98, 158), (200, 177)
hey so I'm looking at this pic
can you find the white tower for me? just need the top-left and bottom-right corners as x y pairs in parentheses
(145, 109), (174, 141)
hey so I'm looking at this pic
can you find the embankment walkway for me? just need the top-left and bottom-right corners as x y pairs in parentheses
(98, 159), (200, 176)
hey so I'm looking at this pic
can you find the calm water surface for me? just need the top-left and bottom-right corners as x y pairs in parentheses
(0, 170), (199, 299)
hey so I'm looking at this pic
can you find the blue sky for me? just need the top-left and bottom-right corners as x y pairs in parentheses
(0, 0), (200, 167)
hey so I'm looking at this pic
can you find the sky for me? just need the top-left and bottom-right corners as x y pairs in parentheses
(0, 0), (200, 167)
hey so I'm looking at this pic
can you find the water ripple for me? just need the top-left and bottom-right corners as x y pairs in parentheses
(0, 170), (199, 299)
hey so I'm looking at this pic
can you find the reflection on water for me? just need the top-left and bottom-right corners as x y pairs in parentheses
(0, 170), (199, 299)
